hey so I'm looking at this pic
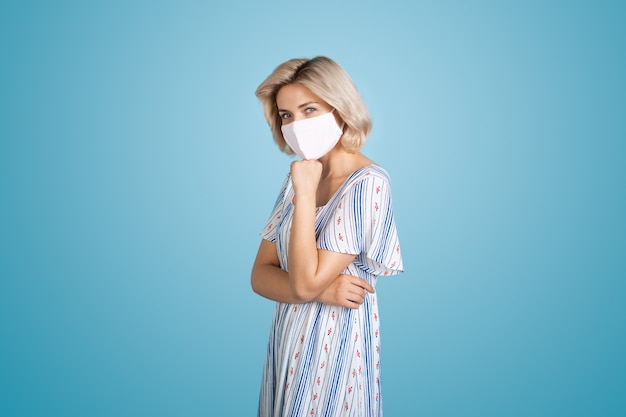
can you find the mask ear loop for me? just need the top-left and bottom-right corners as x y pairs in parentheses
(330, 108), (346, 131)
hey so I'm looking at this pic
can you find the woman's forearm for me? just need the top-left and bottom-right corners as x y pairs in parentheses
(284, 160), (357, 302)
(251, 263), (304, 304)
(287, 189), (356, 301)
(288, 193), (321, 300)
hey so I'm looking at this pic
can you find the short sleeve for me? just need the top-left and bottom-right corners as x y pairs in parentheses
(317, 173), (403, 276)
(260, 174), (291, 242)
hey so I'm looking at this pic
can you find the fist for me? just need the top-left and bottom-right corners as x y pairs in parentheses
(290, 159), (322, 197)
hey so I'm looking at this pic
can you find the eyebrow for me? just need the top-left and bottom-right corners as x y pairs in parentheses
(277, 101), (320, 113)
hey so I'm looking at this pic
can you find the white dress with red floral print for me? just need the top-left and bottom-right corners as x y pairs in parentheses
(258, 165), (403, 417)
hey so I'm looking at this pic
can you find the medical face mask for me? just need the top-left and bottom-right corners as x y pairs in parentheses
(281, 110), (344, 160)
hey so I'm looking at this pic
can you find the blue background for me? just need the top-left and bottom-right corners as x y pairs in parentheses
(1, 1), (624, 416)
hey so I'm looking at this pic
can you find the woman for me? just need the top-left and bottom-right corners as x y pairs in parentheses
(251, 56), (403, 417)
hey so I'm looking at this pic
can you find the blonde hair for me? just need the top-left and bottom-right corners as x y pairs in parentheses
(255, 56), (372, 155)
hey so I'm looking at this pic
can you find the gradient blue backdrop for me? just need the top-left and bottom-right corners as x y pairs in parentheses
(1, 1), (624, 416)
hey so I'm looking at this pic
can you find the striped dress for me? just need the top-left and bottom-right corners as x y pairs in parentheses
(258, 165), (403, 417)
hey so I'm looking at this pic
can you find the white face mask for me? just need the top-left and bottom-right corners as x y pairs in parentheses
(281, 110), (343, 160)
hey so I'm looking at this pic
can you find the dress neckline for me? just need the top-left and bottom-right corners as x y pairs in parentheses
(314, 164), (379, 210)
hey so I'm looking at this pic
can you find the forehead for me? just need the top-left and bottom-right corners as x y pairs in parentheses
(276, 83), (325, 108)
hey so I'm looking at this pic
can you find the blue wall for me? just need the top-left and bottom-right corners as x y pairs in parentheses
(1, 1), (624, 415)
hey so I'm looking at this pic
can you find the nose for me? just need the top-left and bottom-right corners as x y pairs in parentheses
(290, 113), (307, 122)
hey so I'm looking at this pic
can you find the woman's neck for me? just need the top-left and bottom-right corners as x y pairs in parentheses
(318, 148), (374, 181)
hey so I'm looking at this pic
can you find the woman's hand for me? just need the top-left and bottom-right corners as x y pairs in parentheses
(315, 274), (375, 309)
(290, 160), (322, 199)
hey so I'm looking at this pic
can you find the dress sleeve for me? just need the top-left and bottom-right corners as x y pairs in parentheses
(259, 174), (291, 242)
(317, 173), (403, 276)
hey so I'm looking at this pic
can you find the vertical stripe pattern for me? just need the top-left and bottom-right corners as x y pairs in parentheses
(258, 165), (403, 417)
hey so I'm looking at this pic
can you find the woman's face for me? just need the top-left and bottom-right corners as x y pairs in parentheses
(276, 84), (341, 126)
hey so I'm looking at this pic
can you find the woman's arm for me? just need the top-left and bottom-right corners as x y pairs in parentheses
(251, 238), (301, 304)
(287, 160), (364, 302)
(251, 239), (374, 308)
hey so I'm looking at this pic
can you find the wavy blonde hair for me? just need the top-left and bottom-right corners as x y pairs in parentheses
(255, 56), (372, 155)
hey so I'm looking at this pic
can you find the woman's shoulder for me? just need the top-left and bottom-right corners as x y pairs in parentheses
(348, 153), (392, 180)
(350, 164), (392, 183)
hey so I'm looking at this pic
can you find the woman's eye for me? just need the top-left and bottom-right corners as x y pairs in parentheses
(280, 113), (291, 120)
(304, 107), (316, 114)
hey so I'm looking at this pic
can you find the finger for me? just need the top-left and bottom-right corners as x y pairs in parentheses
(342, 299), (361, 309)
(349, 276), (375, 294)
(345, 289), (366, 305)
(346, 285), (365, 299)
